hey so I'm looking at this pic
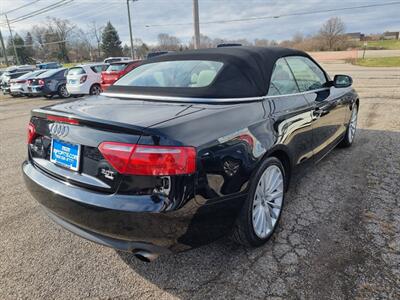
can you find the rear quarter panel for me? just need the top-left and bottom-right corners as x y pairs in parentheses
(145, 101), (274, 205)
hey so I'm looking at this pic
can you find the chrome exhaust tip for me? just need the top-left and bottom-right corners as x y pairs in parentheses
(134, 250), (160, 262)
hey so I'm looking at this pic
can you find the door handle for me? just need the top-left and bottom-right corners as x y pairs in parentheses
(313, 107), (328, 118)
(313, 108), (323, 117)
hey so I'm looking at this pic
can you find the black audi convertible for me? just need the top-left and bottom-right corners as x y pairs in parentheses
(23, 47), (359, 262)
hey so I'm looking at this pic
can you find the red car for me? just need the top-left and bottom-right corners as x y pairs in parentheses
(100, 60), (141, 91)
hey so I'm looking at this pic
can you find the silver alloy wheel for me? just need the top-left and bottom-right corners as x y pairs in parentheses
(60, 85), (69, 98)
(252, 165), (284, 239)
(91, 85), (101, 95)
(348, 106), (358, 142)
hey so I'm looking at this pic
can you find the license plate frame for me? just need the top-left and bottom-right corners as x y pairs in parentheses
(50, 139), (81, 171)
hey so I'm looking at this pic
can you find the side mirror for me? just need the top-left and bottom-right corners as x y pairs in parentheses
(333, 74), (352, 88)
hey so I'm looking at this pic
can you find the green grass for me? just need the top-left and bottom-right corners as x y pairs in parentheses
(358, 39), (400, 50)
(62, 63), (78, 68)
(354, 56), (400, 67)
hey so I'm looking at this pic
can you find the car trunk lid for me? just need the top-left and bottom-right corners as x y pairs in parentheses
(29, 96), (205, 192)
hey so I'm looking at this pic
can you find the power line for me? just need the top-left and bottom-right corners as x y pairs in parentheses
(0, 0), (41, 16)
(2, 1), (120, 27)
(144, 1), (400, 27)
(0, 0), (73, 25)
(15, 39), (68, 48)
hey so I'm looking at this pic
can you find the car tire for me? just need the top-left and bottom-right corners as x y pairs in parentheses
(89, 84), (102, 96)
(231, 156), (286, 247)
(58, 84), (70, 98)
(339, 104), (358, 148)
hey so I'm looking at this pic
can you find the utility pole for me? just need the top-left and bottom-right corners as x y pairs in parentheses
(127, 0), (137, 59)
(5, 14), (19, 65)
(192, 0), (200, 49)
(0, 28), (9, 66)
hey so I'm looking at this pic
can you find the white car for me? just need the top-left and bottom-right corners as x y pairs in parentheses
(9, 70), (47, 97)
(66, 63), (108, 96)
(103, 57), (130, 64)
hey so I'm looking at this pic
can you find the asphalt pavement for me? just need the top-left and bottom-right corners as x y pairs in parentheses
(0, 62), (399, 299)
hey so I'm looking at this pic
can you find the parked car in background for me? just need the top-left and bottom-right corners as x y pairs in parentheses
(5, 65), (36, 73)
(36, 62), (62, 70)
(100, 60), (141, 91)
(66, 63), (108, 96)
(103, 57), (130, 64)
(9, 70), (47, 97)
(27, 68), (69, 99)
(22, 47), (359, 261)
(1, 71), (31, 95)
(146, 51), (173, 59)
(1, 65), (36, 85)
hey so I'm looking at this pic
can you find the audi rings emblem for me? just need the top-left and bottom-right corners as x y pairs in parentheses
(49, 123), (69, 138)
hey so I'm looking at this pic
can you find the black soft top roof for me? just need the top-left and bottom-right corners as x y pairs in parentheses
(107, 46), (312, 99)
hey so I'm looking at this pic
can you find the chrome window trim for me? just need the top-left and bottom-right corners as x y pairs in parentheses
(265, 87), (331, 99)
(101, 92), (266, 103)
(101, 87), (331, 103)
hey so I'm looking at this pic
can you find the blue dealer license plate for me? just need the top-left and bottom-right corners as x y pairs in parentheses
(50, 139), (81, 171)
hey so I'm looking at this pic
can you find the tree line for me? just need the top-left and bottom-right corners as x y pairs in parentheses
(3, 16), (355, 64)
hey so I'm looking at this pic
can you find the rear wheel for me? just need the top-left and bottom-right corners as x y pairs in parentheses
(339, 105), (358, 148)
(58, 84), (70, 98)
(89, 84), (102, 95)
(232, 157), (286, 247)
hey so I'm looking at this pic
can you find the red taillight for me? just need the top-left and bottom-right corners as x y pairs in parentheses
(38, 79), (45, 86)
(98, 142), (196, 175)
(16, 79), (26, 84)
(27, 122), (37, 144)
(236, 134), (254, 149)
(47, 115), (79, 125)
(80, 75), (87, 84)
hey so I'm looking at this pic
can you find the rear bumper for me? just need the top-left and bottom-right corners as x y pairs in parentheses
(10, 86), (24, 95)
(22, 160), (240, 252)
(66, 83), (89, 95)
(27, 86), (52, 96)
(43, 207), (171, 254)
(1, 87), (10, 94)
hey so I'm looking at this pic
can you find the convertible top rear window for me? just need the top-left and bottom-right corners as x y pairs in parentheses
(105, 47), (313, 99)
(115, 60), (223, 88)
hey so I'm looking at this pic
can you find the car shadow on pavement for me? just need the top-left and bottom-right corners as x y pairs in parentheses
(116, 129), (400, 299)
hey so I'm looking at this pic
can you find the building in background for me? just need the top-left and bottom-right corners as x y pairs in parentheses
(346, 32), (365, 41)
(382, 31), (399, 40)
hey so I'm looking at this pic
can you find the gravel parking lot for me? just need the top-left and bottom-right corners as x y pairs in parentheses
(1, 62), (399, 299)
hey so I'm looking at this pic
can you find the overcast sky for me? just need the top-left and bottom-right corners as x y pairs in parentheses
(1, 0), (399, 45)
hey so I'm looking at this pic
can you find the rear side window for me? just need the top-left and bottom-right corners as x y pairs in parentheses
(285, 56), (327, 92)
(106, 63), (127, 72)
(68, 67), (86, 76)
(115, 60), (223, 88)
(268, 58), (299, 96)
(91, 65), (107, 73)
